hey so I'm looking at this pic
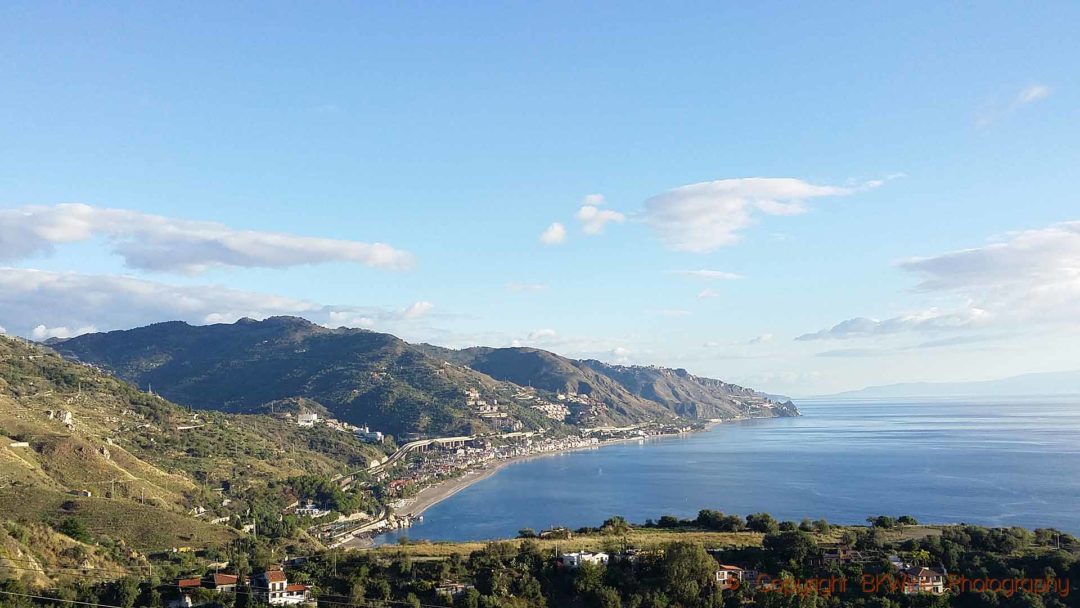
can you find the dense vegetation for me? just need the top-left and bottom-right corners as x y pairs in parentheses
(52, 317), (797, 436)
(2, 512), (1077, 608)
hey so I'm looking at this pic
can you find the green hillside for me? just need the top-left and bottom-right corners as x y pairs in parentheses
(0, 335), (383, 564)
(51, 317), (797, 437)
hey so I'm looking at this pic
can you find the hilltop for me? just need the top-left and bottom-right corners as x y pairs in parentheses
(52, 317), (797, 436)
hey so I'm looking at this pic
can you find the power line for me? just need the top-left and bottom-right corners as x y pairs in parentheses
(0, 590), (126, 608)
(0, 558), (142, 577)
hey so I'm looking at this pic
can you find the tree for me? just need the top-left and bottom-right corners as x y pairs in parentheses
(811, 519), (830, 534)
(603, 516), (632, 535)
(867, 515), (897, 529)
(897, 515), (918, 526)
(517, 528), (537, 538)
(659, 542), (718, 605)
(763, 531), (817, 565)
(657, 515), (682, 528)
(57, 517), (91, 543)
(798, 518), (813, 532)
(595, 586), (622, 608)
(746, 513), (780, 534)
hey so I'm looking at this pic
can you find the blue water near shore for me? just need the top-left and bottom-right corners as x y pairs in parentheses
(375, 398), (1080, 543)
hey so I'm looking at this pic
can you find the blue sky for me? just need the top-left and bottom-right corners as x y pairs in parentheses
(1, 2), (1078, 395)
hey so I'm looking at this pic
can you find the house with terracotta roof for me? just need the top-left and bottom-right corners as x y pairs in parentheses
(205, 572), (240, 593)
(900, 566), (946, 595)
(252, 567), (312, 605)
(715, 565), (760, 590)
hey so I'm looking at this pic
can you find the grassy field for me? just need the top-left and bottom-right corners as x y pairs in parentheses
(363, 525), (946, 559)
(0, 488), (239, 553)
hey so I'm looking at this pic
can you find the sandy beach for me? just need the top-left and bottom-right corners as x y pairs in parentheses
(397, 429), (710, 519)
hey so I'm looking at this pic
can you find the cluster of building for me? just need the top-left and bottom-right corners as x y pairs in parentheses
(170, 567), (312, 607)
(466, 388), (524, 431)
(380, 435), (600, 503)
(285, 411), (385, 442)
(511, 387), (571, 421)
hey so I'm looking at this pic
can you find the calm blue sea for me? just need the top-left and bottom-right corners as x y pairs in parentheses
(375, 398), (1080, 543)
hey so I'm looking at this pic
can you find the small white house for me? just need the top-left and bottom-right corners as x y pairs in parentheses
(297, 413), (319, 427)
(355, 426), (384, 443)
(559, 552), (609, 569)
(251, 568), (311, 606)
(295, 502), (329, 518)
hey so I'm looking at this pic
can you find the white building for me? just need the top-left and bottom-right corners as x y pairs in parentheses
(715, 565), (758, 589)
(559, 552), (609, 568)
(295, 502), (330, 518)
(297, 413), (319, 427)
(900, 566), (946, 595)
(251, 568), (311, 605)
(356, 426), (384, 443)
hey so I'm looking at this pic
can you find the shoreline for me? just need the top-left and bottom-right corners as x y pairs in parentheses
(347, 415), (784, 547)
(398, 423), (734, 519)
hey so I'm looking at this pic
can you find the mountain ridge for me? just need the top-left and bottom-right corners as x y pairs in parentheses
(51, 317), (798, 435)
(810, 369), (1080, 400)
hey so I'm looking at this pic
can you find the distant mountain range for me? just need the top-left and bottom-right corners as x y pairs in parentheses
(50, 316), (798, 436)
(814, 370), (1080, 400)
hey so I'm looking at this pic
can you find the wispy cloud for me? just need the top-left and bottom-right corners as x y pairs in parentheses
(0, 203), (413, 274)
(673, 269), (743, 280)
(798, 220), (1080, 341)
(1016, 84), (1052, 105)
(401, 301), (434, 319)
(643, 178), (872, 252)
(575, 194), (625, 235)
(796, 308), (990, 341)
(538, 222), (567, 245)
(977, 83), (1053, 127)
(0, 267), (434, 339)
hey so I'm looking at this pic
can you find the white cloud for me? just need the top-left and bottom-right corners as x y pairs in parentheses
(643, 178), (862, 251)
(898, 221), (1080, 293)
(748, 333), (774, 345)
(539, 222), (567, 245)
(0, 203), (413, 274)
(401, 301), (434, 320)
(327, 311), (375, 328)
(505, 282), (546, 293)
(796, 308), (990, 341)
(31, 324), (98, 341)
(697, 289), (721, 299)
(0, 325), (7, 335)
(0, 267), (433, 338)
(1017, 84), (1052, 105)
(582, 194), (606, 206)
(798, 220), (1080, 341)
(575, 205), (625, 235)
(977, 84), (1053, 127)
(674, 269), (743, 280)
(510, 328), (559, 347)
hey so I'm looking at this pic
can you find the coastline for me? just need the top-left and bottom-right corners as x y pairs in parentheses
(398, 426), (717, 519)
(347, 415), (783, 548)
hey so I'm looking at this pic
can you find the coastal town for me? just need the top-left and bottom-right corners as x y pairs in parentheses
(276, 398), (702, 548)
